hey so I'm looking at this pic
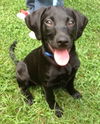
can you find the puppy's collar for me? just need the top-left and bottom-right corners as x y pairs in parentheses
(44, 52), (53, 57)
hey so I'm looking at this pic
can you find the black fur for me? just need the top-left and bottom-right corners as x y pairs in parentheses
(10, 7), (88, 117)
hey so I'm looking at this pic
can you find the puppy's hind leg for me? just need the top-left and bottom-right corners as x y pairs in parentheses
(16, 61), (34, 105)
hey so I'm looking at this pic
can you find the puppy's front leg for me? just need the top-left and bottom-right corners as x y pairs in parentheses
(66, 69), (82, 99)
(44, 87), (63, 118)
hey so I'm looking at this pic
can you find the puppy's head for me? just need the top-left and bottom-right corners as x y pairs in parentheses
(25, 7), (88, 66)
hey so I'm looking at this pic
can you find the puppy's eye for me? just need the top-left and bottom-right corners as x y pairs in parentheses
(45, 19), (53, 26)
(67, 19), (75, 27)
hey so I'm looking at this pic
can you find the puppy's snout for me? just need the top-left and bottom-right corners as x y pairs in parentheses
(57, 37), (69, 47)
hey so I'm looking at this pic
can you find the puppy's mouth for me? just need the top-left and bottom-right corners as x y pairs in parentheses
(48, 44), (70, 66)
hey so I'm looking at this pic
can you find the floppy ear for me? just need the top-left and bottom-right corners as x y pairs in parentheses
(25, 8), (46, 40)
(73, 10), (88, 40)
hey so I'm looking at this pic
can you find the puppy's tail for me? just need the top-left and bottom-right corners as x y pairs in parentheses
(9, 41), (19, 65)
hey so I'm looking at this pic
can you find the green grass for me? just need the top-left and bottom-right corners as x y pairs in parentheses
(0, 0), (100, 123)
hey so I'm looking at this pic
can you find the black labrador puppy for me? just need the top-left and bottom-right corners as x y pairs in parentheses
(10, 7), (88, 117)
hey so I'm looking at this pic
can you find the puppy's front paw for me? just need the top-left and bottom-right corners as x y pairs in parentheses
(55, 104), (63, 118)
(72, 91), (82, 99)
(25, 96), (34, 105)
(27, 98), (34, 105)
(55, 108), (63, 118)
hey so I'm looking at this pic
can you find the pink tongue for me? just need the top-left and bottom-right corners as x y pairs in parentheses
(54, 49), (69, 66)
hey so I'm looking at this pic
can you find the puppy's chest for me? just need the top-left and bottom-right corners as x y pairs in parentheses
(45, 65), (72, 88)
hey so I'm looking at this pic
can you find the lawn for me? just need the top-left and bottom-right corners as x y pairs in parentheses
(0, 0), (100, 124)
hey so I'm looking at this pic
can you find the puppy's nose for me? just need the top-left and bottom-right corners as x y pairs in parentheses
(57, 38), (69, 47)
